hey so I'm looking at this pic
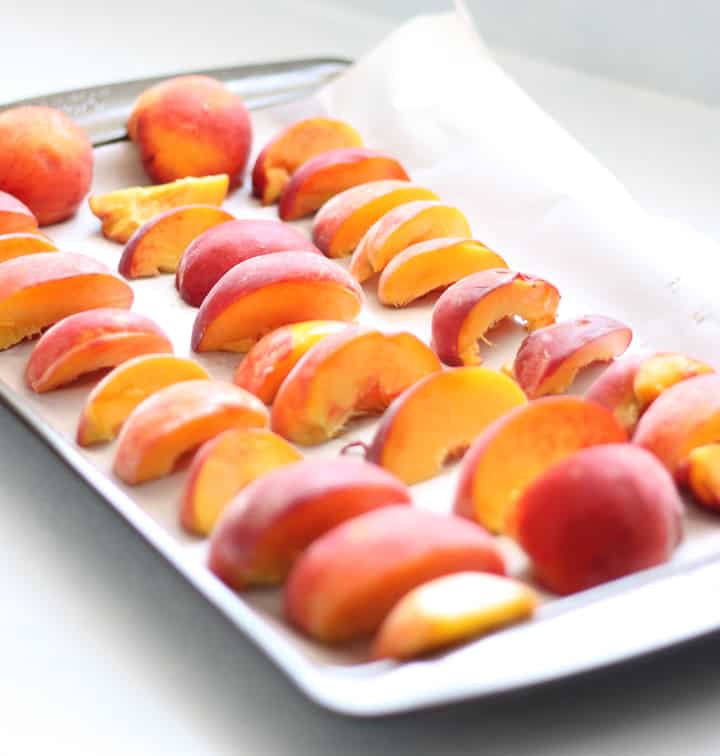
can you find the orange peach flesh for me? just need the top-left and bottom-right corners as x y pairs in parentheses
(687, 444), (720, 509)
(634, 354), (714, 412)
(0, 192), (38, 234)
(348, 233), (375, 282)
(0, 233), (57, 262)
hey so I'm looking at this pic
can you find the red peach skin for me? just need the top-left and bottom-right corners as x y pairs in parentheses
(0, 191), (39, 234)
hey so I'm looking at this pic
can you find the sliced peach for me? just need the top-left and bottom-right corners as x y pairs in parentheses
(431, 269), (559, 366)
(252, 118), (363, 205)
(192, 251), (363, 353)
(77, 354), (210, 447)
(0, 191), (38, 234)
(208, 457), (411, 588)
(367, 368), (527, 485)
(0, 233), (57, 262)
(686, 444), (720, 510)
(113, 380), (268, 485)
(272, 326), (441, 445)
(278, 148), (409, 221)
(181, 428), (303, 537)
(455, 396), (627, 533)
(0, 252), (133, 350)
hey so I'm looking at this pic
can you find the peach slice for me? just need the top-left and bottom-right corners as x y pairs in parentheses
(285, 506), (505, 644)
(252, 118), (363, 205)
(192, 251), (363, 353)
(431, 269), (560, 366)
(181, 428), (303, 537)
(77, 354), (210, 447)
(0, 233), (57, 262)
(0, 252), (133, 350)
(455, 396), (627, 533)
(512, 315), (633, 399)
(233, 320), (349, 404)
(379, 238), (508, 308)
(118, 205), (234, 278)
(113, 380), (268, 485)
(208, 457), (411, 588)
(367, 368), (527, 485)
(272, 325), (441, 445)
(312, 180), (439, 258)
(88, 174), (229, 244)
(372, 572), (538, 660)
(25, 309), (173, 393)
(278, 148), (409, 221)
(687, 445), (720, 510)
(0, 191), (38, 234)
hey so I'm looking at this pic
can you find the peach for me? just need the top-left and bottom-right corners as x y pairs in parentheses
(0, 106), (92, 225)
(252, 118), (363, 205)
(512, 444), (684, 594)
(128, 75), (252, 188)
(278, 148), (409, 221)
(192, 251), (363, 353)
(176, 219), (320, 307)
(431, 269), (559, 366)
(455, 396), (627, 533)
(0, 252), (133, 350)
(272, 326), (441, 445)
(0, 233), (57, 263)
(285, 506), (505, 644)
(512, 315), (633, 399)
(0, 191), (38, 234)
(113, 380), (267, 485)
(312, 180), (439, 258)
(208, 457), (411, 588)
(25, 309), (172, 393)
(367, 368), (527, 484)
(686, 445), (720, 510)
(77, 354), (210, 447)
(181, 428), (302, 537)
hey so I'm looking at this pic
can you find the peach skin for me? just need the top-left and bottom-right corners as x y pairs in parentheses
(285, 506), (505, 644)
(454, 396), (627, 533)
(372, 572), (538, 660)
(278, 148), (409, 221)
(25, 309), (173, 393)
(271, 325), (441, 445)
(0, 252), (133, 350)
(431, 269), (560, 366)
(312, 180), (439, 258)
(113, 380), (268, 485)
(0, 233), (57, 263)
(208, 457), (411, 587)
(366, 367), (527, 485)
(0, 191), (39, 234)
(77, 354), (210, 447)
(252, 118), (363, 205)
(192, 251), (363, 353)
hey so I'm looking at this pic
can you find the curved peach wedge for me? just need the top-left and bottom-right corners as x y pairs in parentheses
(181, 428), (303, 537)
(0, 191), (38, 234)
(367, 368), (527, 485)
(431, 269), (560, 366)
(0, 233), (57, 262)
(192, 251), (363, 353)
(208, 457), (411, 588)
(272, 326), (441, 445)
(687, 444), (720, 510)
(113, 380), (268, 485)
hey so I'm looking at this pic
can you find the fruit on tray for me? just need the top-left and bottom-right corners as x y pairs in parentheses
(431, 269), (559, 366)
(233, 320), (349, 404)
(285, 506), (505, 643)
(88, 174), (229, 244)
(312, 180), (439, 258)
(512, 444), (684, 594)
(127, 75), (252, 188)
(181, 428), (302, 537)
(113, 380), (268, 485)
(208, 457), (411, 588)
(0, 106), (93, 225)
(377, 238), (507, 307)
(271, 325), (441, 445)
(0, 252), (133, 350)
(192, 251), (363, 353)
(367, 367), (527, 484)
(372, 572), (538, 660)
(278, 148), (409, 221)
(687, 445), (720, 510)
(512, 314), (633, 399)
(176, 219), (320, 306)
(252, 117), (363, 205)
(25, 309), (173, 393)
(455, 396), (627, 533)
(76, 354), (210, 446)
(0, 191), (39, 235)
(118, 205), (234, 278)
(0, 233), (57, 262)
